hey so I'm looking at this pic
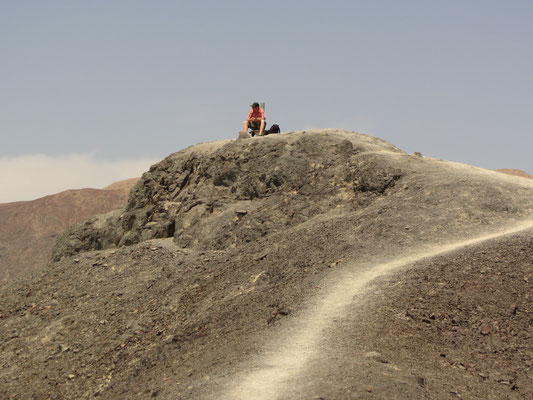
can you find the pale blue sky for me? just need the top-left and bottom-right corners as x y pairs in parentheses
(1, 1), (533, 200)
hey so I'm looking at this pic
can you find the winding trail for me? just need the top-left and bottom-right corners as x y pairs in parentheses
(219, 218), (533, 400)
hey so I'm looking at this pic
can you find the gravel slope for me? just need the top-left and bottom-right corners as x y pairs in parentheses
(1, 130), (532, 400)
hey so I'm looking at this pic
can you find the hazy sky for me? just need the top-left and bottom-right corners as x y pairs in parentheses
(2, 1), (533, 202)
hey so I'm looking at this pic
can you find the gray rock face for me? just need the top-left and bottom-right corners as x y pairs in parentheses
(51, 209), (124, 260)
(53, 130), (406, 258)
(53, 129), (533, 263)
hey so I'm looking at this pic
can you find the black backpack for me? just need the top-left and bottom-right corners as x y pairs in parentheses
(266, 124), (280, 135)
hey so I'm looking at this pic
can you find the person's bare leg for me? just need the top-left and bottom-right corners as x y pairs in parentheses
(243, 120), (250, 133)
(259, 120), (265, 135)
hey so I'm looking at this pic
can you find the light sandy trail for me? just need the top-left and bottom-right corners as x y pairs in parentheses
(220, 218), (533, 400)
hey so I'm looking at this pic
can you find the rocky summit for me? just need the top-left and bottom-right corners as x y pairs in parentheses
(1, 129), (533, 399)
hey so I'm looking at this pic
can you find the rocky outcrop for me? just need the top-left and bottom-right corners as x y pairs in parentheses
(53, 130), (406, 259)
(54, 130), (533, 264)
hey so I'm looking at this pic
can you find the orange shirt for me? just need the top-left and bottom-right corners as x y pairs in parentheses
(248, 108), (266, 120)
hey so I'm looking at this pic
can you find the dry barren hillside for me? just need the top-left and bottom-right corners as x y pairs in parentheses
(1, 130), (532, 400)
(0, 179), (138, 283)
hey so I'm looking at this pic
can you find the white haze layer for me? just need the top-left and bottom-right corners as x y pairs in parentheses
(0, 154), (158, 203)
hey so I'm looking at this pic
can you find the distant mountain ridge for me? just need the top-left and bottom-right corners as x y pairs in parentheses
(103, 177), (140, 191)
(496, 168), (533, 179)
(0, 178), (138, 283)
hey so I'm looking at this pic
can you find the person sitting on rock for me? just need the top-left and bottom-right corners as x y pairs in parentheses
(244, 102), (266, 136)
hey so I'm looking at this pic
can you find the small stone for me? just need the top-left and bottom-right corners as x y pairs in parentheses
(509, 304), (518, 315)
(480, 323), (492, 335)
(417, 377), (425, 386)
(74, 259), (80, 263)
(364, 351), (389, 364)
(68, 374), (75, 379)
(59, 344), (70, 352)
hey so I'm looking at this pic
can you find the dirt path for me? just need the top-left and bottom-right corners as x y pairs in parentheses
(216, 218), (533, 400)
